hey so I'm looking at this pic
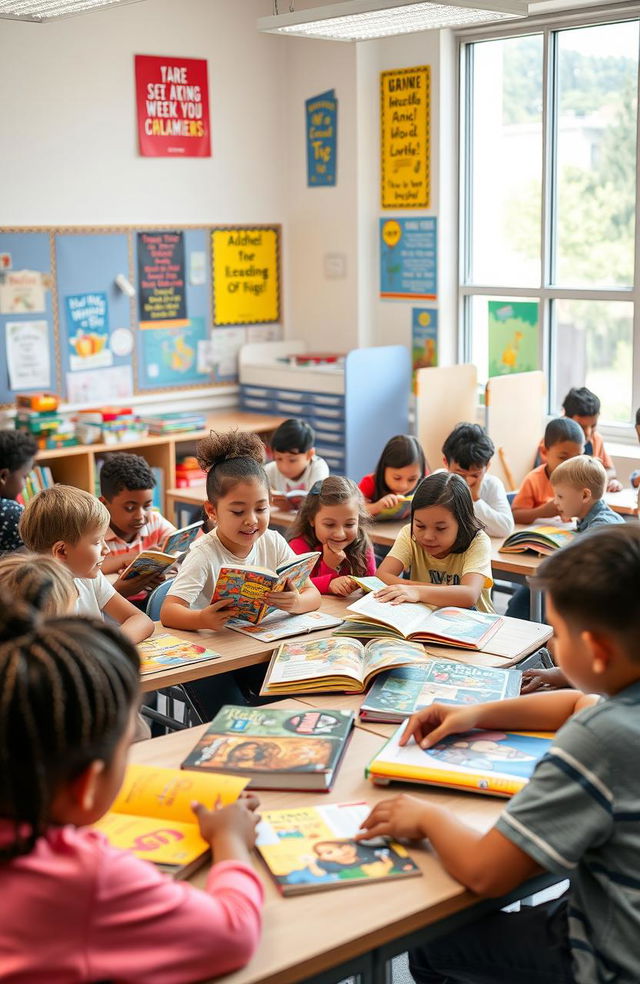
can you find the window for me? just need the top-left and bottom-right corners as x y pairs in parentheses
(460, 15), (639, 428)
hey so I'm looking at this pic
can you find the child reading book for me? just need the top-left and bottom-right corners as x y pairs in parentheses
(357, 524), (640, 984)
(442, 423), (514, 538)
(512, 417), (584, 526)
(0, 595), (263, 981)
(376, 472), (495, 613)
(288, 476), (376, 595)
(359, 435), (428, 519)
(0, 429), (37, 555)
(264, 418), (329, 510)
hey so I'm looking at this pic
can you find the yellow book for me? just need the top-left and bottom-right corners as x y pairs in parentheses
(94, 763), (248, 877)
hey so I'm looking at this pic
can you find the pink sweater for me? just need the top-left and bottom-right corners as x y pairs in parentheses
(0, 822), (263, 983)
(289, 535), (376, 594)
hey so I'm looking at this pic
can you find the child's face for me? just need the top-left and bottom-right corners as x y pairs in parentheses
(274, 449), (314, 482)
(311, 498), (359, 551)
(445, 458), (487, 493)
(210, 479), (269, 557)
(544, 439), (584, 475)
(62, 525), (109, 579)
(553, 481), (591, 522)
(0, 457), (35, 501)
(384, 463), (422, 495)
(316, 842), (357, 864)
(412, 504), (458, 558)
(570, 413), (598, 442)
(101, 487), (154, 541)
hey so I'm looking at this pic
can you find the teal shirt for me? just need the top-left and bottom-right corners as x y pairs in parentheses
(576, 498), (625, 533)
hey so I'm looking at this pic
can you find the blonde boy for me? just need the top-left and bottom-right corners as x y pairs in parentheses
(19, 486), (153, 644)
(551, 455), (624, 531)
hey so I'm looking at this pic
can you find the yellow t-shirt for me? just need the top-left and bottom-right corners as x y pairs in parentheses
(388, 525), (495, 614)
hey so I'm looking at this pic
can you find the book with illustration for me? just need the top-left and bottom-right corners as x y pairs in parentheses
(120, 520), (202, 581)
(259, 636), (435, 697)
(256, 801), (422, 895)
(138, 634), (221, 675)
(366, 723), (553, 797)
(211, 551), (320, 624)
(181, 704), (354, 791)
(93, 763), (247, 877)
(376, 496), (413, 521)
(341, 593), (503, 650)
(499, 525), (575, 556)
(271, 489), (308, 509)
(360, 661), (523, 723)
(226, 609), (343, 643)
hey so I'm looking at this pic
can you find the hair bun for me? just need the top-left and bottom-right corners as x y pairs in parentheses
(196, 429), (266, 472)
(0, 590), (39, 643)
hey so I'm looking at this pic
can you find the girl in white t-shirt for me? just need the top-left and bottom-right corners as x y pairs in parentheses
(376, 472), (495, 613)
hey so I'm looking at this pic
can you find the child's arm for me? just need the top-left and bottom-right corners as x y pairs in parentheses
(102, 593), (153, 644)
(365, 494), (402, 517)
(474, 480), (514, 538)
(375, 573), (485, 609)
(266, 578), (321, 613)
(521, 666), (570, 693)
(161, 594), (237, 631)
(512, 499), (560, 524)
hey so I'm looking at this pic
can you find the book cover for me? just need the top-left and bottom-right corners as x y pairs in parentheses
(499, 526), (575, 556)
(367, 724), (553, 797)
(162, 520), (202, 556)
(212, 552), (319, 624)
(256, 801), (421, 895)
(121, 551), (179, 581)
(138, 634), (221, 674)
(226, 609), (343, 643)
(376, 497), (413, 521)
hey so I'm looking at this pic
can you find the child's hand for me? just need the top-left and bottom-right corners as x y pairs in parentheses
(374, 494), (400, 515)
(267, 578), (302, 612)
(323, 542), (347, 570)
(537, 498), (561, 518)
(196, 598), (237, 630)
(520, 666), (569, 693)
(192, 792), (261, 851)
(113, 568), (166, 598)
(400, 703), (479, 749)
(329, 575), (358, 596)
(374, 583), (421, 605)
(357, 794), (429, 842)
(607, 478), (623, 493)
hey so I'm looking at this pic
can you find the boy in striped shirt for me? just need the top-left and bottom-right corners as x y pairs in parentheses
(359, 524), (640, 984)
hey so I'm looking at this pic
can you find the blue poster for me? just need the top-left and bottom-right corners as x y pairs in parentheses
(306, 89), (337, 187)
(380, 217), (437, 299)
(138, 315), (209, 388)
(65, 292), (111, 371)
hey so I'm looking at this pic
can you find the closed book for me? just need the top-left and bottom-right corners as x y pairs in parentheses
(138, 634), (221, 675)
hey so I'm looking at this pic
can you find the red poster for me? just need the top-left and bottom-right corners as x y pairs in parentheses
(135, 54), (211, 158)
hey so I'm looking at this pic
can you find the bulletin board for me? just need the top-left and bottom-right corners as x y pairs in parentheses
(0, 224), (282, 407)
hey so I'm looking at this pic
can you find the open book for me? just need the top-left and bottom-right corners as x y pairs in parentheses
(340, 593), (503, 650)
(271, 489), (307, 509)
(93, 763), (247, 877)
(366, 723), (553, 797)
(120, 520), (202, 581)
(376, 495), (413, 521)
(226, 609), (343, 643)
(212, 551), (320, 624)
(499, 525), (575, 556)
(138, 634), (221, 675)
(256, 801), (421, 895)
(260, 636), (434, 696)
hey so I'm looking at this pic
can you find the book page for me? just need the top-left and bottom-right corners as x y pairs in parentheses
(110, 764), (247, 822)
(265, 638), (366, 686)
(417, 608), (500, 645)
(94, 812), (206, 866)
(348, 593), (432, 637)
(362, 639), (431, 676)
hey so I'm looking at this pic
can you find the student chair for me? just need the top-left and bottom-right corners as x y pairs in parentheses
(146, 577), (174, 620)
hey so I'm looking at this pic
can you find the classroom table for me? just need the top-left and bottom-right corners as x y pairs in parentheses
(131, 710), (557, 984)
(604, 487), (638, 517)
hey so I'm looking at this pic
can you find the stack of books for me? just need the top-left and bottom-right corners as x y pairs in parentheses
(15, 408), (77, 450)
(140, 412), (206, 434)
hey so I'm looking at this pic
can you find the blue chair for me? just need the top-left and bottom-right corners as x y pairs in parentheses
(507, 490), (518, 504)
(145, 577), (174, 620)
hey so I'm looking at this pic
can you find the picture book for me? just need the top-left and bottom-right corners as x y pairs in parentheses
(181, 704), (354, 791)
(93, 763), (247, 877)
(138, 634), (221, 675)
(376, 496), (413, 521)
(226, 609), (343, 643)
(271, 489), (307, 508)
(259, 636), (435, 697)
(499, 526), (575, 556)
(351, 575), (387, 594)
(161, 520), (202, 555)
(360, 661), (523, 723)
(343, 594), (503, 650)
(120, 520), (202, 582)
(366, 724), (553, 797)
(211, 551), (320, 624)
(256, 801), (421, 895)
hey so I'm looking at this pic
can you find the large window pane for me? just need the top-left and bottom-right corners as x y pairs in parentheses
(469, 35), (543, 287)
(551, 299), (633, 423)
(554, 22), (639, 287)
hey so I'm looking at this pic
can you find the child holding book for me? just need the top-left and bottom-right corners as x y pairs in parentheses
(442, 423), (514, 538)
(0, 429), (37, 555)
(359, 435), (428, 517)
(358, 524), (640, 984)
(19, 486), (153, 645)
(264, 418), (329, 510)
(512, 417), (584, 525)
(376, 472), (494, 613)
(288, 475), (376, 595)
(99, 452), (177, 600)
(0, 597), (264, 982)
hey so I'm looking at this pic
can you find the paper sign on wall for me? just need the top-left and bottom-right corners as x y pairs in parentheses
(306, 89), (337, 186)
(0, 270), (46, 315)
(212, 227), (280, 325)
(66, 292), (112, 371)
(380, 65), (430, 209)
(137, 231), (187, 326)
(380, 217), (437, 300)
(6, 320), (51, 390)
(135, 55), (211, 158)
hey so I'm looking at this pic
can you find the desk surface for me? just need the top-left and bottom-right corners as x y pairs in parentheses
(131, 712), (504, 984)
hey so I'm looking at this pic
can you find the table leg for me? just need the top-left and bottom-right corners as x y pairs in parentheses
(529, 585), (543, 622)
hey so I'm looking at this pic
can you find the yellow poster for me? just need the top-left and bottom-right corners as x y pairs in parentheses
(212, 226), (280, 325)
(380, 65), (430, 209)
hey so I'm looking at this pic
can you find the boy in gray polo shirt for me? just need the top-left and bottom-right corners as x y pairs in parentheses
(358, 524), (640, 984)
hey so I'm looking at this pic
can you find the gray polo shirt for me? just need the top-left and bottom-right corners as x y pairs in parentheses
(496, 680), (640, 984)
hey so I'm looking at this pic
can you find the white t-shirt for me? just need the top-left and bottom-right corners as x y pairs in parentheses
(264, 455), (330, 494)
(474, 473), (515, 538)
(168, 528), (296, 610)
(75, 571), (116, 618)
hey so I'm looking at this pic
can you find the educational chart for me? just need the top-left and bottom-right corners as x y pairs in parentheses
(212, 227), (280, 325)
(306, 89), (337, 186)
(488, 300), (539, 377)
(138, 231), (187, 325)
(134, 55), (211, 158)
(380, 65), (430, 209)
(380, 217), (437, 300)
(411, 308), (438, 392)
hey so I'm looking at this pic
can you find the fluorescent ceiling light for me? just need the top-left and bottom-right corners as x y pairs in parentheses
(0, 0), (144, 22)
(258, 0), (529, 40)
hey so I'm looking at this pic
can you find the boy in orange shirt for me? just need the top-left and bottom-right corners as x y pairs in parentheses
(512, 417), (584, 525)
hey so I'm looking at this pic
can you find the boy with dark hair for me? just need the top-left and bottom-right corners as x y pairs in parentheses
(442, 423), (513, 538)
(359, 523), (640, 984)
(512, 417), (584, 525)
(537, 386), (621, 491)
(99, 452), (176, 599)
(264, 418), (329, 510)
(0, 430), (37, 555)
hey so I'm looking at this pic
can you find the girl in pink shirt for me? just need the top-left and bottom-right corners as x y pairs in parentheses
(0, 599), (263, 984)
(288, 476), (376, 595)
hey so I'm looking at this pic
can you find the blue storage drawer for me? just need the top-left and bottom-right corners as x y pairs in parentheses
(314, 429), (343, 445)
(308, 416), (343, 433)
(309, 392), (344, 408)
(241, 385), (272, 399)
(240, 396), (278, 412)
(317, 450), (345, 471)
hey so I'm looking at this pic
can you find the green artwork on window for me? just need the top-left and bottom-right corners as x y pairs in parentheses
(488, 301), (539, 377)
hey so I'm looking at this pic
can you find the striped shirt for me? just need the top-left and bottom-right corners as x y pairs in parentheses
(104, 511), (176, 561)
(496, 680), (640, 984)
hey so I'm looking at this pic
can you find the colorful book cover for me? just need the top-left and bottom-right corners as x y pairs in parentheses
(376, 497), (413, 521)
(256, 801), (421, 895)
(500, 526), (575, 555)
(122, 551), (178, 581)
(226, 609), (343, 642)
(138, 634), (221, 674)
(162, 520), (202, 555)
(212, 552), (319, 624)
